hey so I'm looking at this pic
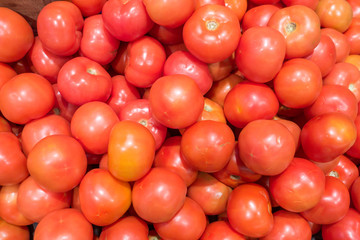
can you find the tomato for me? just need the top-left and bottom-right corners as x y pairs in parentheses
(57, 57), (112, 105)
(241, 4), (280, 32)
(132, 167), (187, 223)
(108, 120), (155, 182)
(0, 116), (11, 133)
(102, 0), (153, 42)
(149, 74), (204, 129)
(274, 117), (302, 148)
(0, 184), (33, 226)
(321, 28), (351, 62)
(34, 208), (93, 240)
(227, 183), (273, 238)
(350, 176), (360, 212)
(124, 36), (166, 88)
(0, 8), (34, 63)
(148, 24), (183, 45)
(17, 176), (72, 223)
(110, 43), (128, 75)
(195, 0), (225, 9)
(0, 132), (28, 186)
(37, 1), (83, 56)
(316, 0), (353, 33)
(200, 221), (246, 240)
(223, 81), (279, 128)
(71, 0), (106, 16)
(163, 50), (213, 94)
(0, 73), (55, 125)
(268, 5), (321, 59)
(322, 208), (360, 240)
(224, 0), (247, 21)
(311, 155), (341, 175)
(0, 219), (29, 240)
(143, 0), (195, 28)
(347, 116), (360, 158)
(235, 26), (286, 83)
(197, 97), (227, 123)
(99, 216), (149, 240)
(282, 0), (319, 9)
(154, 197), (207, 240)
(154, 136), (198, 186)
(20, 114), (71, 155)
(183, 4), (241, 63)
(79, 169), (131, 226)
(301, 176), (350, 224)
(52, 84), (79, 121)
(327, 155), (359, 189)
(0, 63), (16, 91)
(208, 56), (236, 82)
(346, 54), (360, 71)
(301, 112), (357, 162)
(348, 0), (360, 17)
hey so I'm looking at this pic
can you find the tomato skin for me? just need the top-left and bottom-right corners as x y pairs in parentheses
(348, 0), (360, 17)
(183, 4), (241, 63)
(132, 167), (187, 223)
(0, 73), (55, 125)
(79, 169), (131, 226)
(52, 84), (79, 122)
(346, 116), (360, 159)
(0, 219), (29, 240)
(108, 120), (155, 182)
(224, 0), (247, 21)
(0, 132), (28, 186)
(34, 208), (93, 240)
(269, 157), (326, 212)
(148, 24), (183, 45)
(301, 112), (357, 162)
(327, 155), (359, 189)
(350, 177), (360, 212)
(154, 197), (207, 240)
(37, 1), (83, 56)
(124, 36), (166, 88)
(0, 63), (16, 91)
(57, 57), (112, 106)
(200, 221), (246, 240)
(102, 0), (153, 42)
(164, 51), (213, 95)
(282, 0), (319, 9)
(223, 81), (279, 128)
(149, 74), (204, 129)
(227, 183), (273, 238)
(268, 5), (321, 59)
(71, 0), (106, 16)
(99, 216), (149, 240)
(241, 4), (280, 32)
(0, 8), (34, 63)
(301, 176), (350, 225)
(321, 28), (351, 62)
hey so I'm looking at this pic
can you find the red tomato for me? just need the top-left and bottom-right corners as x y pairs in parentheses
(274, 58), (323, 109)
(250, 0), (280, 4)
(321, 28), (351, 62)
(124, 36), (166, 88)
(301, 112), (357, 162)
(80, 14), (120, 65)
(143, 0), (195, 28)
(322, 208), (360, 240)
(350, 176), (360, 212)
(110, 43), (128, 75)
(208, 56), (236, 82)
(52, 84), (79, 122)
(102, 0), (153, 42)
(0, 132), (28, 186)
(238, 119), (296, 176)
(311, 156), (341, 175)
(195, 0), (225, 9)
(57, 57), (112, 105)
(200, 221), (246, 240)
(27, 135), (87, 193)
(327, 155), (359, 189)
(344, 18), (360, 55)
(223, 81), (279, 128)
(268, 5), (321, 59)
(301, 176), (350, 224)
(0, 73), (55, 125)
(0, 219), (29, 240)
(132, 167), (187, 223)
(148, 24), (183, 45)
(21, 114), (71, 156)
(197, 98), (227, 124)
(0, 63), (17, 91)
(99, 216), (149, 240)
(347, 116), (360, 159)
(282, 0), (319, 9)
(274, 117), (301, 148)
(241, 4), (280, 32)
(154, 197), (207, 240)
(0, 184), (33, 226)
(224, 0), (248, 21)
(0, 116), (11, 133)
(0, 8), (34, 63)
(163, 51), (213, 94)
(37, 1), (83, 56)
(149, 74), (204, 129)
(34, 208), (93, 240)
(108, 120), (155, 182)
(17, 176), (72, 223)
(227, 183), (274, 238)
(269, 157), (326, 212)
(260, 210), (312, 240)
(348, 0), (360, 17)
(183, 4), (241, 63)
(236, 26), (286, 83)
(71, 0), (106, 16)
(79, 169), (131, 226)
(154, 136), (198, 186)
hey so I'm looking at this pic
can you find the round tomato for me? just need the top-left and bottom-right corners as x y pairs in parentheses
(0, 219), (29, 240)
(148, 24), (184, 45)
(241, 4), (280, 32)
(350, 176), (360, 212)
(200, 221), (246, 240)
(0, 63), (16, 91)
(321, 27), (351, 62)
(282, 0), (319, 9)
(327, 155), (359, 189)
(71, 0), (106, 16)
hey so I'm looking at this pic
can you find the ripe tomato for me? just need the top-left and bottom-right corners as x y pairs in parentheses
(71, 0), (106, 16)
(200, 221), (246, 240)
(0, 8), (34, 63)
(148, 24), (184, 45)
(224, 0), (247, 21)
(268, 5), (321, 59)
(183, 4), (241, 63)
(241, 4), (280, 32)
(0, 63), (16, 91)
(108, 120), (155, 182)
(34, 208), (93, 240)
(0, 73), (55, 125)
(227, 183), (274, 238)
(37, 1), (83, 56)
(282, 0), (319, 9)
(321, 28), (351, 62)
(0, 219), (29, 240)
(347, 116), (360, 159)
(79, 169), (131, 226)
(274, 117), (302, 148)
(350, 176), (360, 212)
(327, 155), (359, 189)
(154, 197), (207, 240)
(52, 84), (79, 122)
(348, 0), (360, 17)
(132, 167), (187, 223)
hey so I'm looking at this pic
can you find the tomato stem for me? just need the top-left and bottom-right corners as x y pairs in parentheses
(206, 20), (219, 31)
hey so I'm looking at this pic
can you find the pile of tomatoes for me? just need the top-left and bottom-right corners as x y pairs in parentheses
(1, 0), (360, 239)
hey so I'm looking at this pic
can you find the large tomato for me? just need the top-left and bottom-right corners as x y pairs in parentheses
(241, 4), (280, 32)
(0, 63), (16, 90)
(321, 27), (351, 62)
(200, 221), (246, 240)
(327, 155), (359, 189)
